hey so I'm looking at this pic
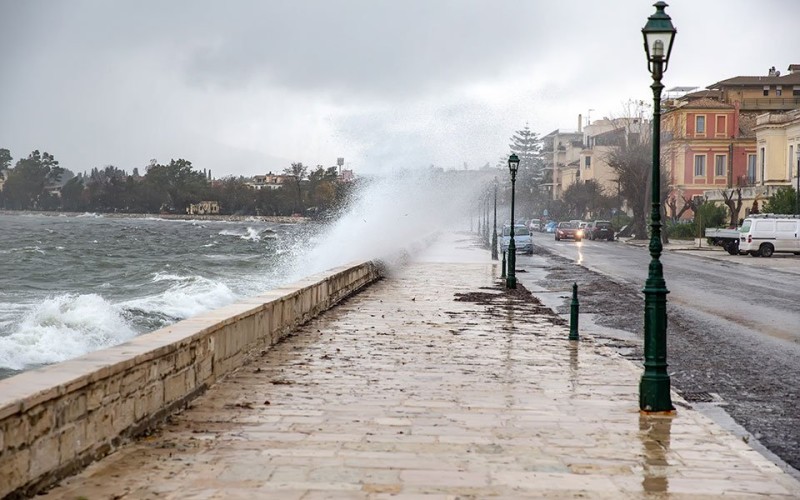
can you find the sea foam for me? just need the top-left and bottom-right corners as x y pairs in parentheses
(0, 293), (136, 370)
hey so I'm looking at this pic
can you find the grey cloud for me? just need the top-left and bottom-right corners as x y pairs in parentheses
(4, 0), (557, 100)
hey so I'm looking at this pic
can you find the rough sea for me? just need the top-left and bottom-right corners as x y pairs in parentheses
(0, 212), (318, 379)
(0, 172), (482, 380)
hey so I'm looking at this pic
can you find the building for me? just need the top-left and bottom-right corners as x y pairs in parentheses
(752, 108), (800, 194)
(666, 64), (800, 217)
(187, 201), (220, 215)
(246, 172), (293, 190)
(541, 127), (584, 200)
(707, 64), (800, 113)
(579, 117), (648, 211)
(660, 86), (762, 219)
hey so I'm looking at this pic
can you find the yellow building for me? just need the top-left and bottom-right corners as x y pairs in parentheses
(753, 109), (800, 192)
(541, 127), (583, 200)
(580, 118), (637, 196)
(708, 64), (800, 112)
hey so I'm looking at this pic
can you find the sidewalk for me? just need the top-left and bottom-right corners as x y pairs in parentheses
(41, 233), (800, 499)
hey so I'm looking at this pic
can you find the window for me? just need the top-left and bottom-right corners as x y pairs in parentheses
(694, 154), (706, 177)
(760, 147), (766, 183)
(763, 85), (770, 96)
(776, 86), (782, 97)
(715, 115), (726, 136)
(747, 154), (757, 184)
(584, 156), (591, 169)
(695, 115), (705, 135)
(794, 86), (800, 96)
(791, 146), (795, 176)
(715, 154), (726, 177)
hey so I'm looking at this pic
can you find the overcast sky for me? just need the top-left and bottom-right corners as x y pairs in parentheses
(0, 0), (796, 178)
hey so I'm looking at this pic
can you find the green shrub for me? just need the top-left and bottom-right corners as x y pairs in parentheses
(666, 222), (696, 239)
(696, 203), (727, 229)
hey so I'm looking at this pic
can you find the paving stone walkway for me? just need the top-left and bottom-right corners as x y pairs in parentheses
(42, 234), (800, 499)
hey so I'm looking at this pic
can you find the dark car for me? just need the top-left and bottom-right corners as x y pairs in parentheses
(587, 220), (615, 241)
(555, 222), (583, 241)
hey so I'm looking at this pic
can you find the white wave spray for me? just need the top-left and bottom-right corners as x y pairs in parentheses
(0, 294), (136, 370)
(285, 168), (489, 280)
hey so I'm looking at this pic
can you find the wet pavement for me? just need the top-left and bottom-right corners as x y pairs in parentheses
(623, 237), (800, 275)
(40, 233), (800, 499)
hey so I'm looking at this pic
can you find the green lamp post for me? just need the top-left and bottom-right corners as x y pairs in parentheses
(506, 153), (520, 289)
(492, 178), (499, 260)
(640, 1), (676, 413)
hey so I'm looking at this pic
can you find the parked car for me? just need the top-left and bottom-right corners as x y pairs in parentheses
(587, 220), (615, 241)
(738, 215), (800, 257)
(500, 224), (533, 254)
(555, 221), (583, 241)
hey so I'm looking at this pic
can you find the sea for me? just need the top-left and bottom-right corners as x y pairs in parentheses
(0, 171), (482, 380)
(0, 212), (320, 379)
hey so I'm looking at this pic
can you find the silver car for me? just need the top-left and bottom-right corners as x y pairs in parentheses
(500, 225), (533, 254)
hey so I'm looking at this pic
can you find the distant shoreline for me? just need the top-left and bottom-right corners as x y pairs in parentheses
(0, 210), (310, 224)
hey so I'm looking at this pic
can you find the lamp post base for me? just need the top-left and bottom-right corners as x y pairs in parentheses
(506, 247), (516, 289)
(639, 375), (675, 413)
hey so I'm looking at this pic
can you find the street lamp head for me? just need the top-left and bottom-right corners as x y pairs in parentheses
(642, 1), (677, 74)
(508, 154), (520, 175)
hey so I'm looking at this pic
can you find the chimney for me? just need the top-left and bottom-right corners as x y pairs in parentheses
(578, 114), (582, 133)
(788, 64), (800, 74)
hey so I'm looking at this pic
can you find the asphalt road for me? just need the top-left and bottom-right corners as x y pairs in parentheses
(510, 235), (800, 475)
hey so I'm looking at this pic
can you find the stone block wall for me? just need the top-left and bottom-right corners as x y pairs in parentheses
(0, 261), (381, 498)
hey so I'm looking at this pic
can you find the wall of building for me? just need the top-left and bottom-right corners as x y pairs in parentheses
(755, 110), (800, 187)
(0, 261), (382, 498)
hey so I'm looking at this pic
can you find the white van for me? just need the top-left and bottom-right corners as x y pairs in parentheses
(738, 215), (800, 257)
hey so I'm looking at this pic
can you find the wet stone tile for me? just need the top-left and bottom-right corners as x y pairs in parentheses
(37, 246), (800, 499)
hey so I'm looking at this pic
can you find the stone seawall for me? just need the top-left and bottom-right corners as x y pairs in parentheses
(0, 261), (382, 498)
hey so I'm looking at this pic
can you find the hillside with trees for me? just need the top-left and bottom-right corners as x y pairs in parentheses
(0, 148), (355, 218)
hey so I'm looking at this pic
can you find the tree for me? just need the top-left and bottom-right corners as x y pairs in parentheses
(85, 165), (131, 211)
(719, 188), (743, 227)
(283, 162), (308, 214)
(605, 134), (650, 238)
(0, 148), (12, 174)
(508, 125), (546, 216)
(2, 150), (63, 210)
(143, 159), (209, 213)
(60, 176), (86, 212)
(763, 187), (797, 215)
(561, 180), (614, 220)
(603, 119), (670, 240)
(695, 201), (727, 236)
(212, 176), (255, 215)
(666, 196), (693, 222)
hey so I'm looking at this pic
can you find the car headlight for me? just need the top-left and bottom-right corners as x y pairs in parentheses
(576, 230), (583, 236)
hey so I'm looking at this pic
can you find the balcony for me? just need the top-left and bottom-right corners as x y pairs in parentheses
(740, 97), (800, 111)
(755, 109), (800, 126)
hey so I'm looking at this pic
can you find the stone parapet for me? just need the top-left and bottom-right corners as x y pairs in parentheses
(0, 261), (381, 498)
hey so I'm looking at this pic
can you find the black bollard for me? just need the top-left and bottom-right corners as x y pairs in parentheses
(569, 282), (579, 340)
(501, 250), (507, 278)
